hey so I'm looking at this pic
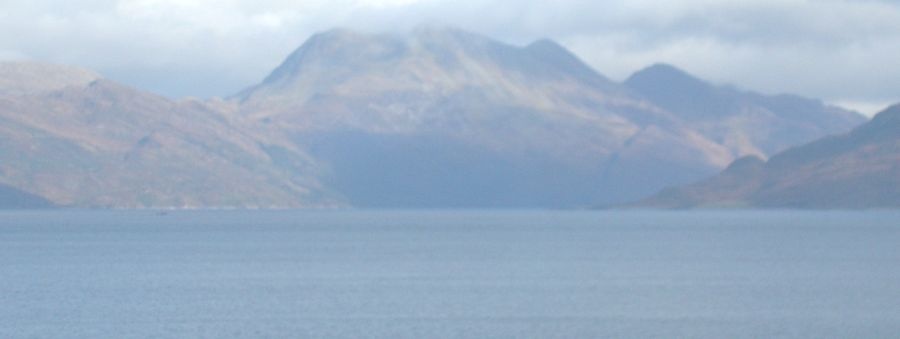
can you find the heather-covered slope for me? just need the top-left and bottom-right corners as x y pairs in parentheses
(0, 62), (338, 208)
(637, 104), (900, 209)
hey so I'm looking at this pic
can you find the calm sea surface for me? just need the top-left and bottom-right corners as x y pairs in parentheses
(1, 210), (899, 338)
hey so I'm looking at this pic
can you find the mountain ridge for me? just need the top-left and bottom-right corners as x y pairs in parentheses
(635, 103), (900, 209)
(0, 27), (875, 208)
(625, 62), (866, 158)
(0, 63), (340, 208)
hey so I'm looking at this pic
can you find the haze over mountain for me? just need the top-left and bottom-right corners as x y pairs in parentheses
(0, 27), (869, 208)
(638, 104), (900, 209)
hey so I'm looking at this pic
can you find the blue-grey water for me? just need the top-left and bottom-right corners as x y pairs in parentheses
(1, 210), (899, 338)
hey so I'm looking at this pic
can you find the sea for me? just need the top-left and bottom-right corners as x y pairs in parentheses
(1, 210), (899, 338)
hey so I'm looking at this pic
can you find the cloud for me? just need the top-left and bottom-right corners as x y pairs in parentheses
(0, 0), (897, 112)
(0, 50), (29, 61)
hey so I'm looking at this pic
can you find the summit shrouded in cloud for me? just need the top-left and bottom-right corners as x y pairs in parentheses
(0, 0), (898, 114)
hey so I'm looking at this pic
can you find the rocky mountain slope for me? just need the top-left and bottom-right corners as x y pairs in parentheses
(637, 104), (900, 209)
(0, 63), (338, 208)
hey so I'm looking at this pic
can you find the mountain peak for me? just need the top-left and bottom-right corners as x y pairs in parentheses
(247, 28), (400, 92)
(523, 38), (612, 85)
(525, 38), (570, 56)
(723, 155), (766, 173)
(623, 63), (723, 121)
(237, 26), (618, 101)
(638, 63), (688, 75)
(625, 63), (708, 91)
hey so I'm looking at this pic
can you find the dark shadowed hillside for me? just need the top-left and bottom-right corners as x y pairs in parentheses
(0, 183), (54, 209)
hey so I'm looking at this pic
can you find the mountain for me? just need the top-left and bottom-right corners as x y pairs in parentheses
(0, 183), (54, 209)
(637, 104), (900, 209)
(0, 27), (870, 208)
(233, 28), (717, 207)
(0, 62), (339, 208)
(625, 63), (866, 158)
(233, 27), (863, 207)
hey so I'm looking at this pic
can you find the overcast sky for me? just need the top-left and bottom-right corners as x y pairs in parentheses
(1, 0), (898, 115)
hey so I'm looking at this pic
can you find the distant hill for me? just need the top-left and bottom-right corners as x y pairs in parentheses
(0, 63), (339, 208)
(625, 63), (865, 158)
(0, 183), (53, 209)
(636, 104), (900, 209)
